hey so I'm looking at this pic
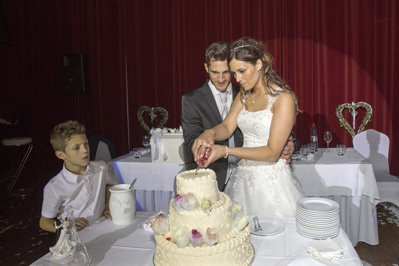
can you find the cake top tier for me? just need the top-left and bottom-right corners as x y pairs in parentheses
(176, 169), (220, 203)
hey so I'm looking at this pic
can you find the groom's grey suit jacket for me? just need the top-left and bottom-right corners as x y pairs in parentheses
(181, 80), (243, 191)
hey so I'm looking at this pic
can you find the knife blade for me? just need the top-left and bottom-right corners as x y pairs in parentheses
(194, 156), (206, 175)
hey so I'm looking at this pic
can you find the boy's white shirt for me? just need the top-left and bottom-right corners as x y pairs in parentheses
(41, 161), (119, 224)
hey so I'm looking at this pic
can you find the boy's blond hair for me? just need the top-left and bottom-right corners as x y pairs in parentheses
(50, 120), (86, 152)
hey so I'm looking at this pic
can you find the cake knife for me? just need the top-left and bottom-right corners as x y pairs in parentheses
(194, 156), (206, 175)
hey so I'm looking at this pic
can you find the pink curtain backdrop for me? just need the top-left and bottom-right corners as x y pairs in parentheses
(0, 0), (398, 175)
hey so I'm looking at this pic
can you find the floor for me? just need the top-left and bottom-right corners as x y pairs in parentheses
(0, 170), (399, 265)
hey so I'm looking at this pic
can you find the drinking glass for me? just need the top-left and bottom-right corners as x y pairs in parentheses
(324, 131), (332, 152)
(142, 135), (150, 148)
(336, 144), (346, 156)
(301, 144), (309, 157)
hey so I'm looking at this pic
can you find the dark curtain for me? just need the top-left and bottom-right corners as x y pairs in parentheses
(0, 0), (398, 175)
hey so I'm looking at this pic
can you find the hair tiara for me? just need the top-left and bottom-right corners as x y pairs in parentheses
(231, 44), (249, 52)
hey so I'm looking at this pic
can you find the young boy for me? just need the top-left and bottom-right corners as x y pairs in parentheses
(40, 120), (119, 232)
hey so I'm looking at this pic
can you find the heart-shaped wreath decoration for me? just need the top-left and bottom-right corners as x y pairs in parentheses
(336, 102), (372, 137)
(137, 106), (168, 134)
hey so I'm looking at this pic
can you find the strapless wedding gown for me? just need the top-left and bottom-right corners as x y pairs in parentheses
(224, 92), (303, 217)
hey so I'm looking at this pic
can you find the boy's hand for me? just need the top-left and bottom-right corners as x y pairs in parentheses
(74, 217), (89, 230)
(103, 208), (111, 219)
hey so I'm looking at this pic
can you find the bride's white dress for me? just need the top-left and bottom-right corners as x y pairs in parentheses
(224, 92), (303, 217)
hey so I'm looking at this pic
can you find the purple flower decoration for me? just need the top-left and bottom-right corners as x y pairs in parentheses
(189, 229), (204, 247)
(149, 211), (169, 235)
(172, 194), (187, 212)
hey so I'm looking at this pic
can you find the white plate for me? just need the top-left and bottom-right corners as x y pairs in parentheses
(297, 227), (340, 239)
(249, 216), (285, 236)
(297, 197), (339, 213)
(296, 213), (340, 224)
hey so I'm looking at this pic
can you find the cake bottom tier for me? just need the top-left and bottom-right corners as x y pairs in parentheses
(153, 224), (254, 266)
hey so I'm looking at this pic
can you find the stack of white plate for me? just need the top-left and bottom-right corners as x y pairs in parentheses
(296, 197), (340, 239)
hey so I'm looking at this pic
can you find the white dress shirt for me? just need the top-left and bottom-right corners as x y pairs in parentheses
(208, 80), (233, 115)
(41, 161), (119, 224)
(208, 80), (237, 184)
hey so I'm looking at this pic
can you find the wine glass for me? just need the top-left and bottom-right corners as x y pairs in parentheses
(324, 131), (332, 152)
(142, 135), (151, 156)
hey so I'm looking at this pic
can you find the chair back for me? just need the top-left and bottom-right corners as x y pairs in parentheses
(88, 135), (116, 162)
(353, 129), (395, 182)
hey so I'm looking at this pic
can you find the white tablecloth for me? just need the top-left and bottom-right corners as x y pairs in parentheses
(109, 149), (380, 246)
(291, 148), (380, 246)
(108, 154), (190, 212)
(32, 212), (363, 266)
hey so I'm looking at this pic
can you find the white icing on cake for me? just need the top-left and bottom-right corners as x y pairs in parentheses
(154, 225), (254, 266)
(169, 193), (232, 239)
(176, 168), (220, 203)
(153, 169), (254, 266)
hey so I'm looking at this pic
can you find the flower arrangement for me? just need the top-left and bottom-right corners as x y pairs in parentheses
(137, 106), (168, 134)
(200, 198), (212, 214)
(233, 213), (249, 231)
(172, 227), (190, 248)
(184, 193), (199, 211)
(171, 194), (188, 212)
(232, 202), (243, 216)
(172, 193), (201, 212)
(149, 211), (169, 235)
(189, 229), (204, 247)
(336, 102), (372, 137)
(204, 228), (219, 246)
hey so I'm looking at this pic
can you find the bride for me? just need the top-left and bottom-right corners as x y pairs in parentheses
(192, 37), (303, 217)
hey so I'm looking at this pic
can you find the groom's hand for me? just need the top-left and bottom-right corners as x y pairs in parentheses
(280, 136), (294, 164)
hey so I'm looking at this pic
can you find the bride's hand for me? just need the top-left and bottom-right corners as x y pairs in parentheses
(200, 144), (226, 168)
(192, 130), (215, 162)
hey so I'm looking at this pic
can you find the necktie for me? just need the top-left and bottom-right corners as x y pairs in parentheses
(219, 92), (229, 120)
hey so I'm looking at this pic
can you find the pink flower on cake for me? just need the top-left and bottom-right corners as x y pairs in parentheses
(232, 202), (243, 217)
(149, 211), (169, 235)
(172, 227), (190, 248)
(189, 229), (204, 247)
(204, 228), (219, 246)
(200, 198), (212, 214)
(172, 194), (187, 212)
(233, 213), (249, 231)
(183, 193), (199, 211)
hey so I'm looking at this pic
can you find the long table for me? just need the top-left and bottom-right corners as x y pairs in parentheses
(32, 212), (363, 266)
(108, 148), (380, 246)
(291, 148), (380, 246)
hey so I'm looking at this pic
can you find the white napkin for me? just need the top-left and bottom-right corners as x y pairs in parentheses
(307, 238), (343, 262)
(306, 153), (315, 161)
(277, 257), (337, 266)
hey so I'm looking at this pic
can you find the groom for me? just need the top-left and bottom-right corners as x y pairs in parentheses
(182, 42), (242, 191)
(182, 41), (294, 191)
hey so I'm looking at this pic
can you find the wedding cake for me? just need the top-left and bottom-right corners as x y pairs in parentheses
(151, 169), (254, 266)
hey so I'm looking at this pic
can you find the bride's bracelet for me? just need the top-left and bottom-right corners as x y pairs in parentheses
(224, 146), (229, 158)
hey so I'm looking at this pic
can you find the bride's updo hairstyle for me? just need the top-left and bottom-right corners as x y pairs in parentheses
(229, 37), (298, 111)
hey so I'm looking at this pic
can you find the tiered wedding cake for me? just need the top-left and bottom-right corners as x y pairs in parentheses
(151, 169), (254, 266)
